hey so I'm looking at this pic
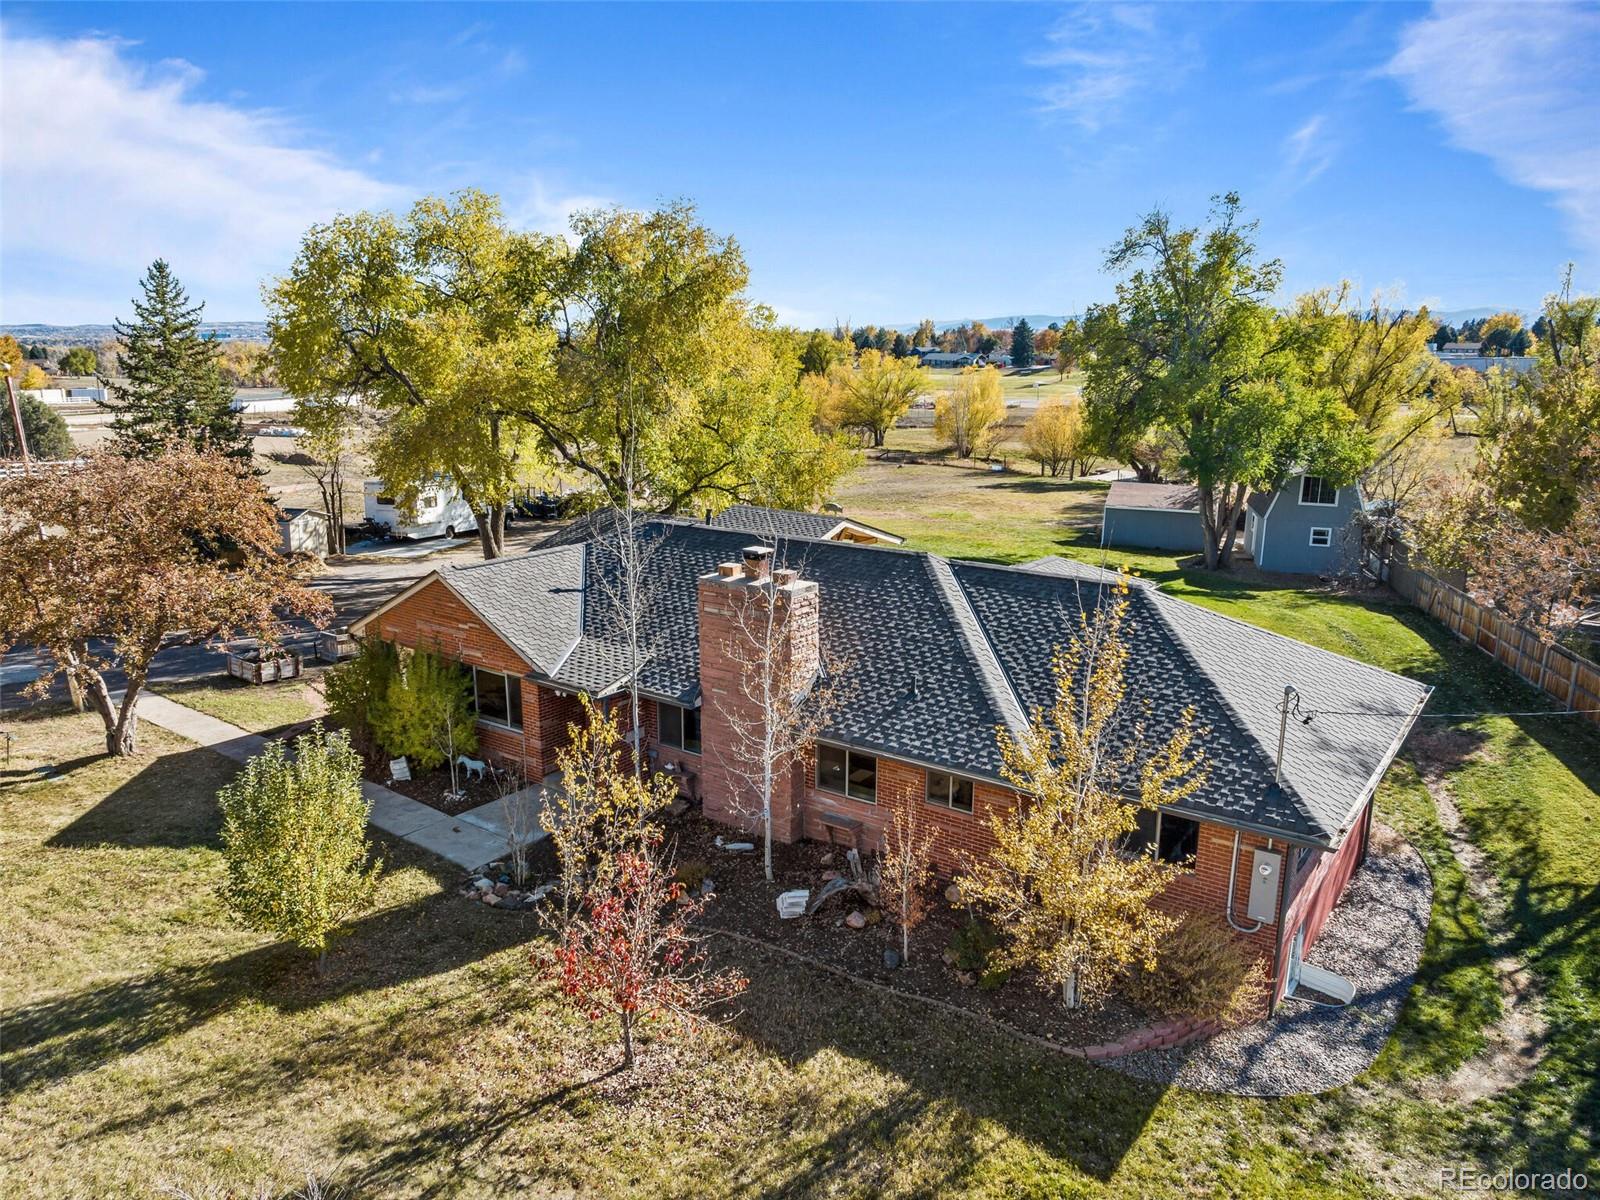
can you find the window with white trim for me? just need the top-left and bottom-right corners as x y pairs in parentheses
(1120, 809), (1199, 866)
(657, 702), (702, 754)
(1300, 476), (1338, 506)
(817, 743), (877, 803)
(925, 769), (974, 814)
(472, 667), (523, 729)
(1309, 526), (1333, 547)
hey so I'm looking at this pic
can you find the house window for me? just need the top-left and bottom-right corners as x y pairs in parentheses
(925, 769), (974, 814)
(1120, 809), (1199, 866)
(472, 668), (523, 729)
(1300, 476), (1338, 506)
(1296, 845), (1317, 875)
(1309, 526), (1333, 548)
(817, 743), (877, 803)
(658, 702), (702, 754)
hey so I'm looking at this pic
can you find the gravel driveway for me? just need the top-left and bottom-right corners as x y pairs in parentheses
(1112, 838), (1433, 1097)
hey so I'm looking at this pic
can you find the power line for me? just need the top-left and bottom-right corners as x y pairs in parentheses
(1254, 706), (1600, 720)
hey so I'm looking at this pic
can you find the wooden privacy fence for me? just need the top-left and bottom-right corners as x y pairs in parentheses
(1388, 556), (1600, 728)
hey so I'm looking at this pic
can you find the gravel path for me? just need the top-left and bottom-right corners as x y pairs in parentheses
(1112, 839), (1433, 1097)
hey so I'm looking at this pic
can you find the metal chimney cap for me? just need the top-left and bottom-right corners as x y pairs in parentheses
(742, 545), (774, 561)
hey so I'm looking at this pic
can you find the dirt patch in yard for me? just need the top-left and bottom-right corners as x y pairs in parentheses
(1408, 735), (1548, 1104)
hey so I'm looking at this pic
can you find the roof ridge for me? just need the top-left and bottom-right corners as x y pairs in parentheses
(1139, 588), (1327, 839)
(925, 557), (1030, 737)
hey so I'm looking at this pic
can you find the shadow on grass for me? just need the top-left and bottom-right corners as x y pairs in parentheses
(0, 882), (543, 1097)
(979, 477), (1107, 496)
(46, 743), (237, 851)
(713, 939), (1167, 1186)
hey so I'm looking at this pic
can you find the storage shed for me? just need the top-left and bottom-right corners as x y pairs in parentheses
(277, 507), (330, 558)
(1099, 482), (1206, 551)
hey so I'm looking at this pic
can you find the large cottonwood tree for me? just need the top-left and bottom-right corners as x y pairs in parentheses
(1080, 195), (1369, 568)
(268, 191), (558, 558)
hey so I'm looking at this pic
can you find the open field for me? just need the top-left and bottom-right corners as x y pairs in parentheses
(3, 452), (1595, 1196)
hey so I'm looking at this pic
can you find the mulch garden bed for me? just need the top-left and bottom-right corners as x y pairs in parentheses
(361, 755), (509, 815)
(667, 814), (1156, 1052)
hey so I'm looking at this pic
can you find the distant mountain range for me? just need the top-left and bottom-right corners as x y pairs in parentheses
(880, 315), (1079, 334)
(0, 321), (269, 346)
(4, 307), (1528, 347)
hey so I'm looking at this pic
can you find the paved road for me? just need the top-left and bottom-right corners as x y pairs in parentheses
(0, 522), (558, 710)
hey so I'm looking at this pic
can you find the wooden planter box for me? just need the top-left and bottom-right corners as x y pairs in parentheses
(227, 648), (304, 685)
(316, 629), (357, 663)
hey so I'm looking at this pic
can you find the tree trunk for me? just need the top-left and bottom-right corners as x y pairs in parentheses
(1062, 972), (1079, 1009)
(621, 1009), (636, 1069)
(476, 505), (507, 559)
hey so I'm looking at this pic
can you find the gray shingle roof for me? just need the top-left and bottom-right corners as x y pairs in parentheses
(401, 521), (1429, 847)
(710, 503), (903, 544)
(1105, 481), (1202, 512)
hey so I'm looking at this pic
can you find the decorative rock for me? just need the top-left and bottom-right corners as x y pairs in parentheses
(944, 883), (962, 905)
(497, 874), (512, 886)
(864, 909), (882, 927)
(493, 883), (510, 897)
(941, 948), (957, 967)
(818, 852), (834, 866)
(844, 910), (867, 930)
(821, 869), (840, 882)
(482, 893), (501, 906)
(956, 969), (976, 986)
(722, 841), (755, 853)
(883, 948), (901, 970)
(472, 877), (495, 892)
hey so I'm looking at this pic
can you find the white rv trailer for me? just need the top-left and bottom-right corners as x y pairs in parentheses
(362, 480), (478, 540)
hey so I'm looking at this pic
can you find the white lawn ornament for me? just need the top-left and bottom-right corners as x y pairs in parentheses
(457, 755), (487, 782)
(388, 757), (411, 784)
(776, 889), (810, 919)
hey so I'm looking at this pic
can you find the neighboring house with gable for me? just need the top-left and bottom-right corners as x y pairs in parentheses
(1244, 473), (1366, 576)
(708, 503), (904, 545)
(351, 518), (1429, 1011)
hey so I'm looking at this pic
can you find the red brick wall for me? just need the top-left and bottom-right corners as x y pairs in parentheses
(696, 565), (820, 843)
(372, 576), (580, 780)
(1276, 798), (1370, 996)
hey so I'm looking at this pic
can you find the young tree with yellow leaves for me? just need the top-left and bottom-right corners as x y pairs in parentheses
(541, 695), (678, 925)
(957, 580), (1208, 1008)
(815, 348), (927, 447)
(881, 800), (937, 965)
(1022, 398), (1092, 478)
(934, 366), (1006, 459)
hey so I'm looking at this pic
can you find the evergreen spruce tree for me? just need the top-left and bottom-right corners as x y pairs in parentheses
(103, 260), (250, 462)
(1010, 318), (1035, 367)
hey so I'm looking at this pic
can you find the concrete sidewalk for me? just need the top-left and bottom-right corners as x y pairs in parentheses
(131, 692), (534, 872)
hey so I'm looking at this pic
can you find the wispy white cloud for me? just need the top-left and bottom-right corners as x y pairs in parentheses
(1028, 4), (1197, 132)
(506, 177), (616, 241)
(1282, 114), (1336, 187)
(389, 83), (466, 105)
(1388, 2), (1600, 255)
(0, 27), (407, 319)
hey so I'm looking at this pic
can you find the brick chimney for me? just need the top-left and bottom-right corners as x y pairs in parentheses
(696, 548), (821, 843)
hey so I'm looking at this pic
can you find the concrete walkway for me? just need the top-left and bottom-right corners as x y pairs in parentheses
(132, 692), (538, 873)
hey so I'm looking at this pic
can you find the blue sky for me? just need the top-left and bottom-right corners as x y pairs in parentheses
(2, 2), (1596, 326)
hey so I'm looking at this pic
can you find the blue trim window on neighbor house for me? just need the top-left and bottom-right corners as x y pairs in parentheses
(1300, 476), (1338, 505)
(658, 702), (701, 754)
(1121, 808), (1200, 865)
(925, 768), (974, 814)
(817, 743), (877, 802)
(472, 667), (523, 730)
(1309, 526), (1333, 547)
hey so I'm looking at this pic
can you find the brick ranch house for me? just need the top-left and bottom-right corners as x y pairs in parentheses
(351, 517), (1431, 1010)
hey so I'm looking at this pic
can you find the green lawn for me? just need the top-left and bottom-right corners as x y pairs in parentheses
(3, 462), (1597, 1195)
(152, 676), (327, 734)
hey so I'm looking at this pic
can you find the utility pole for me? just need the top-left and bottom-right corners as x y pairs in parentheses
(2, 364), (33, 474)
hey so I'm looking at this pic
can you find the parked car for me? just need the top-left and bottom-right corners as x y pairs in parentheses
(508, 489), (568, 521)
(362, 479), (479, 540)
